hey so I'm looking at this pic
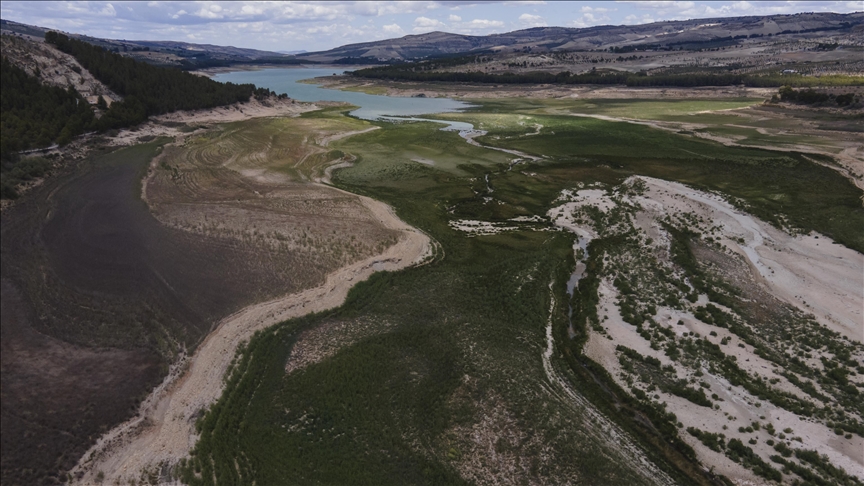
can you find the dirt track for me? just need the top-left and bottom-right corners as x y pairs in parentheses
(70, 190), (431, 485)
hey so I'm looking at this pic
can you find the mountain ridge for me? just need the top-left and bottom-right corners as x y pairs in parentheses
(3, 11), (862, 67)
(294, 11), (863, 62)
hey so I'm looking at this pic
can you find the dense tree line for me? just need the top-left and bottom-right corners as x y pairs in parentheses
(45, 31), (255, 125)
(0, 57), (94, 157)
(352, 67), (629, 85)
(352, 64), (863, 88)
(776, 86), (859, 106)
(1, 57), (96, 197)
(1, 33), (268, 198)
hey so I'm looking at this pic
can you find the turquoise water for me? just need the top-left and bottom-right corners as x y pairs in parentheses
(213, 67), (474, 130)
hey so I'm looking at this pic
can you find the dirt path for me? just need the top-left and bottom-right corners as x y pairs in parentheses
(69, 191), (431, 485)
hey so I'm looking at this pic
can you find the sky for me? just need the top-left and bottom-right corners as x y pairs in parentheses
(1, 1), (860, 53)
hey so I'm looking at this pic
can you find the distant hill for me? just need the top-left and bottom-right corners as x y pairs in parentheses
(0, 19), (297, 68)
(294, 11), (863, 62)
(3, 12), (862, 67)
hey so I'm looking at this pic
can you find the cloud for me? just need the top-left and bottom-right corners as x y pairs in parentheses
(348, 1), (439, 17)
(518, 13), (547, 27)
(467, 19), (504, 28)
(1, 0), (861, 53)
(412, 16), (445, 32)
(618, 1), (695, 9)
(622, 14), (655, 25)
(570, 9), (611, 28)
(99, 3), (116, 17)
(382, 23), (404, 35)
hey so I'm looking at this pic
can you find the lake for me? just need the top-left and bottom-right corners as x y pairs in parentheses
(212, 67), (475, 131)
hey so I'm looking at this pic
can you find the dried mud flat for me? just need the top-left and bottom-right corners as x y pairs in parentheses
(70, 189), (431, 485)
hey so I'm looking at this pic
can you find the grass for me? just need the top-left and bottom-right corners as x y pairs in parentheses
(178, 98), (862, 485)
(334, 119), (512, 178)
(432, 105), (864, 252)
(465, 98), (763, 119)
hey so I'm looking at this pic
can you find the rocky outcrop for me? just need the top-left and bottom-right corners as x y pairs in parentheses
(0, 33), (120, 104)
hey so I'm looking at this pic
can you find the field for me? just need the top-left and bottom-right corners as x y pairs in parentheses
(172, 97), (862, 485)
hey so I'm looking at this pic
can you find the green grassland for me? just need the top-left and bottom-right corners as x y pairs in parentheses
(465, 97), (763, 119)
(177, 99), (862, 485)
(430, 106), (863, 252)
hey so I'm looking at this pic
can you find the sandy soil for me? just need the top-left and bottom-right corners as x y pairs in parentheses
(69, 189), (431, 485)
(559, 177), (863, 484)
(638, 178), (863, 341)
(541, 283), (677, 486)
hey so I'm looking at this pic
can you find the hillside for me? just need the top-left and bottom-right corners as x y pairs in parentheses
(4, 12), (862, 69)
(295, 12), (863, 62)
(0, 19), (295, 69)
(0, 32), (119, 103)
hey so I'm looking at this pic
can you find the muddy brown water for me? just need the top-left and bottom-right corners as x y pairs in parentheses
(0, 144), (318, 484)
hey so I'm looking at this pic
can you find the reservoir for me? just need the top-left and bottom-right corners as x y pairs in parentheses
(212, 67), (475, 130)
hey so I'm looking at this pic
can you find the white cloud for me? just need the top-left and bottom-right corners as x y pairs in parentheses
(1, 0), (861, 54)
(382, 23), (404, 35)
(412, 16), (445, 32)
(350, 1), (440, 17)
(621, 13), (655, 25)
(448, 17), (505, 34)
(618, 1), (695, 8)
(518, 13), (547, 27)
(99, 3), (116, 17)
(413, 16), (444, 27)
(240, 5), (263, 16)
(468, 19), (504, 28)
(570, 9), (611, 28)
(194, 7), (222, 20)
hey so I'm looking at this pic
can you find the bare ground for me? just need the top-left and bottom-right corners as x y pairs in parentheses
(69, 188), (431, 485)
(559, 177), (863, 484)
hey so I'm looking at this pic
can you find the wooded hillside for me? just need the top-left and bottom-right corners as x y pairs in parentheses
(45, 31), (256, 128)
